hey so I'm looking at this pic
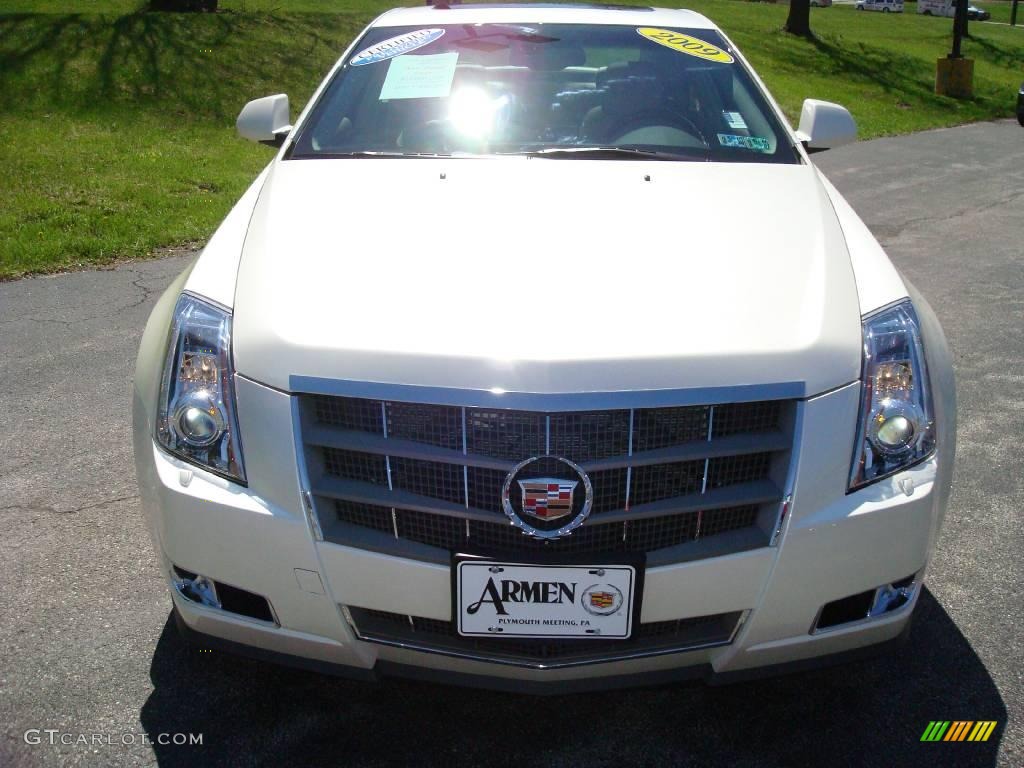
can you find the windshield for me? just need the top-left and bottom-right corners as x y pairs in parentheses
(289, 23), (798, 164)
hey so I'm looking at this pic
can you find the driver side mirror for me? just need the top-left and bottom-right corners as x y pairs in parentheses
(237, 94), (292, 148)
(795, 99), (857, 153)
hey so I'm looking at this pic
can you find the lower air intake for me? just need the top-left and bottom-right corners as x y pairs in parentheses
(346, 606), (742, 668)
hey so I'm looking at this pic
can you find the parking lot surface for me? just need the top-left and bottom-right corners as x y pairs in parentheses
(1, 119), (1021, 767)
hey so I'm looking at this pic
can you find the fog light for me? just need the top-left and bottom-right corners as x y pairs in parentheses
(172, 568), (220, 609)
(867, 577), (917, 617)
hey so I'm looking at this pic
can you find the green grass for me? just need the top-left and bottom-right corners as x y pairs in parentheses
(719, 3), (1023, 135)
(1, 1), (1022, 278)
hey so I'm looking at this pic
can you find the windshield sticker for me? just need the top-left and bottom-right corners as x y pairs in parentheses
(723, 111), (748, 131)
(636, 28), (734, 64)
(350, 28), (445, 66)
(718, 133), (771, 153)
(379, 52), (459, 101)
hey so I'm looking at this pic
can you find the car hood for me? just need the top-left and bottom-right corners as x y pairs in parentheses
(233, 158), (862, 398)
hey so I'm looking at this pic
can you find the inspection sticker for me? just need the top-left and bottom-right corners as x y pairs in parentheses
(636, 28), (734, 64)
(379, 52), (459, 101)
(722, 111), (748, 130)
(350, 28), (445, 66)
(717, 133), (771, 153)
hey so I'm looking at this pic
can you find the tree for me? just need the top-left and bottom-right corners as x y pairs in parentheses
(785, 0), (812, 37)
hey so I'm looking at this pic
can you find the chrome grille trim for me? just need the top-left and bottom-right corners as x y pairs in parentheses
(314, 475), (778, 524)
(462, 407), (470, 540)
(623, 408), (634, 542)
(303, 422), (787, 472)
(381, 402), (398, 539)
(300, 395), (794, 564)
(698, 406), (713, 538)
(288, 377), (805, 409)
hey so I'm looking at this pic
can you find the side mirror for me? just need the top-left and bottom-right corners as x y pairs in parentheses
(236, 94), (292, 148)
(794, 99), (857, 153)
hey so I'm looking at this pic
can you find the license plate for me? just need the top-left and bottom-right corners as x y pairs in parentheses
(455, 560), (637, 639)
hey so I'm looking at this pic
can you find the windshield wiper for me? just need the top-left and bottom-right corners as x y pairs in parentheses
(296, 150), (450, 160)
(512, 147), (707, 162)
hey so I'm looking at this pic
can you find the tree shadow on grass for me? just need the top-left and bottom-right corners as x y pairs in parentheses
(0, 14), (94, 101)
(802, 32), (959, 108)
(93, 10), (242, 114)
(807, 32), (1021, 109)
(139, 587), (1006, 767)
(964, 32), (1024, 69)
(741, 27), (1019, 125)
(0, 10), (367, 122)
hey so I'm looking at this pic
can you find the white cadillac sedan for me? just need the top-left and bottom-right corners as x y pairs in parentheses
(133, 3), (956, 691)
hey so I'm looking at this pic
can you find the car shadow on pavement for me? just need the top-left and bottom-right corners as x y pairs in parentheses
(139, 586), (1005, 767)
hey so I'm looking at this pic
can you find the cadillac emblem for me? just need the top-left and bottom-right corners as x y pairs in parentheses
(582, 583), (624, 616)
(502, 456), (593, 540)
(518, 478), (578, 521)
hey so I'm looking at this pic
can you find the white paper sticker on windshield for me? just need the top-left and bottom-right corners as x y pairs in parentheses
(723, 111), (748, 131)
(379, 52), (459, 101)
(350, 28), (445, 66)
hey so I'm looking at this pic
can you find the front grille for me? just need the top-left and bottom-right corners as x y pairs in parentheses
(301, 395), (791, 565)
(347, 606), (742, 668)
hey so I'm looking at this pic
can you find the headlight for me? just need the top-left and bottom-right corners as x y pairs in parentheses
(156, 293), (246, 484)
(848, 299), (936, 491)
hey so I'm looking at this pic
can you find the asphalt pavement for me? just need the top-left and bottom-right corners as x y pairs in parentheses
(1, 119), (1022, 768)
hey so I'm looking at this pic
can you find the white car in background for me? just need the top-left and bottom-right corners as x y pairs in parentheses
(919, 0), (990, 18)
(919, 0), (958, 15)
(133, 3), (955, 691)
(856, 0), (905, 11)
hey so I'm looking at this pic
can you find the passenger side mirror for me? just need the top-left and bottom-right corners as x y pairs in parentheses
(794, 99), (857, 153)
(237, 94), (292, 148)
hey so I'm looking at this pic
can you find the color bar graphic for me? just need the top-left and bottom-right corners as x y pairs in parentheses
(921, 722), (950, 741)
(920, 721), (997, 742)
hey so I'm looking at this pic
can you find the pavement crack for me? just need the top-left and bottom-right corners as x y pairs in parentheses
(120, 268), (163, 314)
(0, 493), (139, 516)
(872, 188), (1024, 243)
(1, 263), (171, 332)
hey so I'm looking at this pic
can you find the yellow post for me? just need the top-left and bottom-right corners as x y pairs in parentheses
(935, 57), (974, 99)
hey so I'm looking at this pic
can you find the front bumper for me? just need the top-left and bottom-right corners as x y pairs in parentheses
(133, 373), (951, 691)
(171, 602), (915, 693)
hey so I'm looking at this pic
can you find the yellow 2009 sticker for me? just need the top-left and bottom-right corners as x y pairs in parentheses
(636, 28), (734, 64)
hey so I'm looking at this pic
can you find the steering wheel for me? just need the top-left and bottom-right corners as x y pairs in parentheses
(606, 109), (710, 150)
(398, 119), (452, 155)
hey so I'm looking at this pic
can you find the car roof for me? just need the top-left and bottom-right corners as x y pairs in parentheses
(372, 4), (718, 31)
